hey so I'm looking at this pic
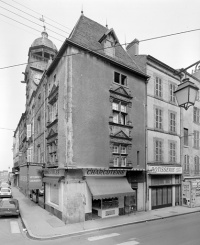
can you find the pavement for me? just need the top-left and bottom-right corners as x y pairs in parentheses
(11, 186), (200, 240)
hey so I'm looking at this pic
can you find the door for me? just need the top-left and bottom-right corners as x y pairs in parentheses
(151, 186), (172, 209)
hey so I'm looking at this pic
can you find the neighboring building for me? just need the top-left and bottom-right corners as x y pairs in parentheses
(13, 28), (57, 195)
(42, 15), (149, 223)
(127, 40), (182, 210)
(181, 70), (200, 208)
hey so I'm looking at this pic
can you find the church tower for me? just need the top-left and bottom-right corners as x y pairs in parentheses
(23, 28), (57, 106)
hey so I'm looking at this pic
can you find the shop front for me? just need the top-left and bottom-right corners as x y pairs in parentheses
(148, 165), (182, 210)
(182, 179), (200, 208)
(84, 169), (135, 219)
(43, 168), (65, 219)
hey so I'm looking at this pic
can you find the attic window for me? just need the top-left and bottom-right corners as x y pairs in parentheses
(104, 39), (115, 57)
(114, 72), (127, 86)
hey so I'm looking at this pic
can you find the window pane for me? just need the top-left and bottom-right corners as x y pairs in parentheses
(121, 104), (126, 113)
(112, 102), (119, 110)
(114, 72), (120, 84)
(113, 112), (119, 123)
(121, 74), (127, 86)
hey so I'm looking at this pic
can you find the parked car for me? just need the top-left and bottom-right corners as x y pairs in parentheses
(0, 198), (19, 217)
(0, 182), (10, 189)
(0, 188), (12, 198)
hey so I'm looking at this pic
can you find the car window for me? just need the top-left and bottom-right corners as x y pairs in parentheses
(0, 200), (16, 208)
(1, 188), (11, 192)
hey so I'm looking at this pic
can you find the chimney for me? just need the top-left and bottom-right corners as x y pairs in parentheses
(126, 38), (139, 56)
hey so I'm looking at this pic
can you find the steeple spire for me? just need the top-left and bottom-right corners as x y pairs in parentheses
(39, 15), (48, 38)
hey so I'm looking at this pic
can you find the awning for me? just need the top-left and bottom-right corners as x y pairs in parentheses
(86, 177), (134, 200)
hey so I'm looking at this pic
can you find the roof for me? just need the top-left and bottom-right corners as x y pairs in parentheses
(31, 31), (57, 51)
(68, 15), (144, 74)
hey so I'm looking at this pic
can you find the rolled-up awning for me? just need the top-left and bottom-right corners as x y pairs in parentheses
(86, 177), (134, 200)
(43, 176), (64, 184)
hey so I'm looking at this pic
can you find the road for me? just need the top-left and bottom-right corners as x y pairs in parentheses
(1, 212), (200, 245)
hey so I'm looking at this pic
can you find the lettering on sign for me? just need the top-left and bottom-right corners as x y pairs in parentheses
(84, 169), (126, 177)
(148, 166), (182, 174)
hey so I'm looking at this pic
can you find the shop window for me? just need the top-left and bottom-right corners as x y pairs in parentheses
(50, 183), (59, 205)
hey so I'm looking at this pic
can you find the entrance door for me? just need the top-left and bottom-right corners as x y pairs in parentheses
(151, 187), (172, 209)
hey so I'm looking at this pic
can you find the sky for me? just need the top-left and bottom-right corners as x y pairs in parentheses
(0, 0), (200, 171)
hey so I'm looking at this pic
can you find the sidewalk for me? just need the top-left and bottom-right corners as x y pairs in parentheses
(12, 187), (200, 240)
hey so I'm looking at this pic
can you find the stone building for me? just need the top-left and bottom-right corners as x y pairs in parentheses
(42, 15), (149, 223)
(127, 40), (182, 210)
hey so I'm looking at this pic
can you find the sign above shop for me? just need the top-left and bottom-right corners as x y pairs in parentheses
(148, 166), (182, 174)
(84, 169), (126, 177)
(43, 168), (65, 177)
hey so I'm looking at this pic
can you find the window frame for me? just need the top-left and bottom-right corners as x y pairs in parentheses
(155, 107), (163, 131)
(114, 72), (127, 86)
(154, 76), (163, 99)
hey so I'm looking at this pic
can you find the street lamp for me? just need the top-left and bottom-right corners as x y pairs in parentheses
(174, 78), (199, 110)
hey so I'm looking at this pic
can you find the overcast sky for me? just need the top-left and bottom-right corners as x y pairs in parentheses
(0, 0), (200, 171)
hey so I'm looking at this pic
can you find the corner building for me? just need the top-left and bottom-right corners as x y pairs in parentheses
(43, 15), (149, 223)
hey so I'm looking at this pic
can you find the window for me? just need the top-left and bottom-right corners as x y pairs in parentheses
(112, 144), (128, 167)
(37, 145), (41, 163)
(184, 155), (189, 173)
(37, 116), (41, 134)
(169, 112), (176, 133)
(194, 107), (200, 123)
(155, 108), (163, 130)
(194, 156), (200, 174)
(184, 128), (188, 146)
(154, 139), (163, 162)
(50, 183), (59, 205)
(194, 130), (200, 149)
(48, 102), (58, 123)
(169, 83), (176, 103)
(169, 141), (176, 163)
(155, 76), (162, 98)
(112, 101), (127, 125)
(137, 151), (140, 166)
(114, 72), (127, 86)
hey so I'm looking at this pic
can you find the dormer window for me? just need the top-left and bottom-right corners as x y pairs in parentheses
(104, 38), (115, 57)
(99, 28), (119, 58)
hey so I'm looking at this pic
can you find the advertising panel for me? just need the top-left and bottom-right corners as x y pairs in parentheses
(29, 165), (42, 190)
(19, 164), (42, 190)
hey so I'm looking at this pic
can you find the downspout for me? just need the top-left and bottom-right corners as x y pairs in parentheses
(145, 77), (149, 211)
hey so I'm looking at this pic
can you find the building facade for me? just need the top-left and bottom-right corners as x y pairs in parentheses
(42, 15), (149, 223)
(181, 70), (200, 208)
(127, 41), (182, 210)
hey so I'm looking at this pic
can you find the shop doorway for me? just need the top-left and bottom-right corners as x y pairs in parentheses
(151, 186), (172, 209)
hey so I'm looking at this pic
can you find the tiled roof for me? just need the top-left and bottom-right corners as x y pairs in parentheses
(69, 15), (143, 73)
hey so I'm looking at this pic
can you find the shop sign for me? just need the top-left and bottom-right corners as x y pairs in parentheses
(148, 166), (182, 174)
(43, 168), (65, 177)
(84, 169), (126, 177)
(19, 166), (28, 189)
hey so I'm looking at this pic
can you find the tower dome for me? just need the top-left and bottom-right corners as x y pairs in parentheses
(31, 28), (57, 51)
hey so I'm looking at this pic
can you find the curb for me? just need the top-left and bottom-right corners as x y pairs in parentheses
(20, 209), (200, 241)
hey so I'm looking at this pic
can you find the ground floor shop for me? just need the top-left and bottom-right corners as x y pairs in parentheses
(43, 168), (145, 224)
(182, 178), (200, 208)
(148, 165), (182, 210)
